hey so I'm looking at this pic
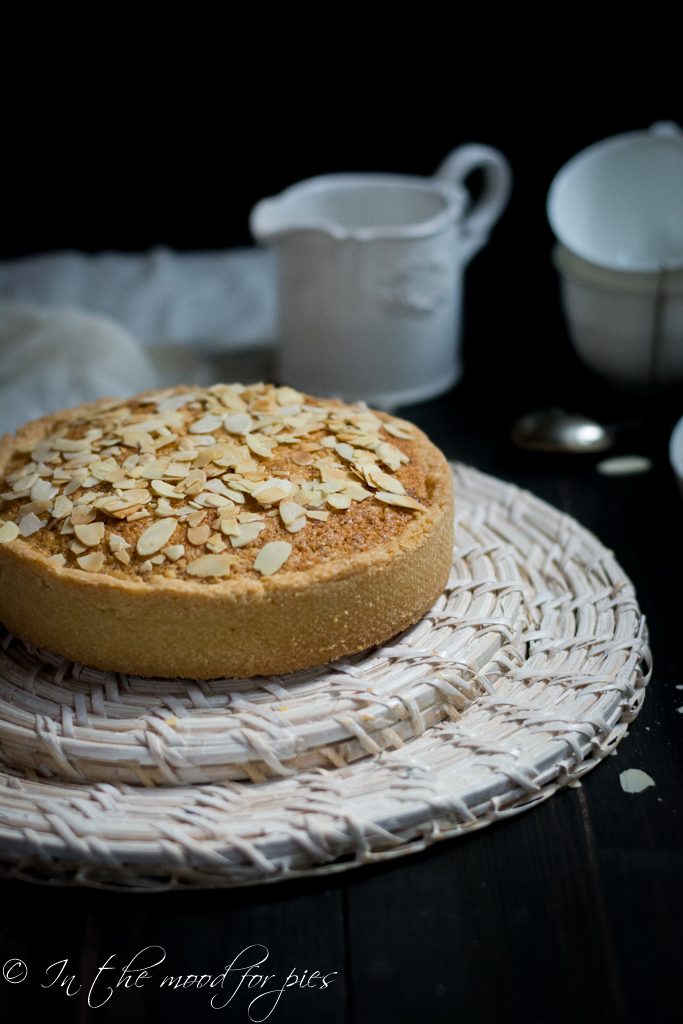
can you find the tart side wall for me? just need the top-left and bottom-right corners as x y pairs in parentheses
(0, 485), (454, 679)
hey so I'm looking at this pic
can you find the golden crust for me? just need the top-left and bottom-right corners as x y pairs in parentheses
(0, 384), (454, 678)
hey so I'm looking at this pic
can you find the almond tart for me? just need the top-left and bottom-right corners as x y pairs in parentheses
(0, 383), (454, 679)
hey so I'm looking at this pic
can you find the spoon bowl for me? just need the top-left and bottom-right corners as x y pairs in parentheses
(512, 407), (615, 453)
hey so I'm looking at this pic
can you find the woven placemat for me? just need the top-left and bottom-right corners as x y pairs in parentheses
(0, 464), (651, 889)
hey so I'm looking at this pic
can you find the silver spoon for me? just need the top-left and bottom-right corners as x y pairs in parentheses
(511, 407), (615, 453)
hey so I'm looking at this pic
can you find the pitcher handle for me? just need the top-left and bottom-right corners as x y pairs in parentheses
(434, 144), (512, 260)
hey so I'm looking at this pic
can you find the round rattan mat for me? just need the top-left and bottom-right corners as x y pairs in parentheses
(0, 464), (651, 889)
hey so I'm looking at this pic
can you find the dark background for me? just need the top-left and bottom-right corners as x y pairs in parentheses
(4, 91), (680, 417)
(1, 88), (682, 1023)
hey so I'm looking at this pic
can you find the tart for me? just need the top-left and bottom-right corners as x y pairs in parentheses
(0, 383), (454, 679)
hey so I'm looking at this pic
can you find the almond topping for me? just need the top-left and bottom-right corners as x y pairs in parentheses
(384, 421), (414, 440)
(77, 551), (105, 572)
(206, 534), (227, 553)
(327, 492), (351, 510)
(245, 433), (275, 458)
(374, 491), (427, 511)
(52, 495), (74, 519)
(71, 505), (96, 526)
(0, 521), (20, 544)
(136, 517), (177, 556)
(254, 540), (292, 575)
(190, 413), (223, 434)
(230, 521), (265, 548)
(151, 480), (180, 498)
(163, 544), (185, 561)
(18, 513), (46, 536)
(74, 521), (105, 547)
(186, 553), (234, 577)
(365, 466), (406, 494)
(279, 501), (306, 527)
(224, 412), (253, 435)
(187, 524), (211, 546)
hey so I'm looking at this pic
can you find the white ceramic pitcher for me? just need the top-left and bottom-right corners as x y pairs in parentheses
(250, 145), (511, 408)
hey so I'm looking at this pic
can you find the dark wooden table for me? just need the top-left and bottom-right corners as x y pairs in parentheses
(1, 368), (682, 1024)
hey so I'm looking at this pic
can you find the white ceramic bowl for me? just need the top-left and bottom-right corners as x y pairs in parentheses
(670, 414), (683, 500)
(553, 244), (683, 387)
(548, 122), (683, 273)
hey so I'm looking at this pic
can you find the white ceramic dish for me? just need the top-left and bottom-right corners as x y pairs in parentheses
(669, 414), (683, 499)
(553, 244), (683, 386)
(547, 122), (683, 273)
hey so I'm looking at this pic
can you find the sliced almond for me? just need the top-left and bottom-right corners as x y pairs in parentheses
(108, 534), (129, 553)
(206, 534), (227, 553)
(163, 544), (185, 561)
(335, 442), (356, 462)
(52, 495), (74, 519)
(376, 441), (409, 471)
(306, 510), (329, 522)
(151, 480), (180, 498)
(114, 549), (131, 565)
(364, 466), (406, 494)
(136, 517), (177, 556)
(77, 551), (105, 572)
(117, 487), (152, 504)
(254, 540), (292, 575)
(47, 553), (67, 567)
(203, 478), (237, 498)
(0, 520), (19, 544)
(189, 413), (223, 434)
(90, 459), (124, 483)
(71, 505), (96, 526)
(383, 421), (414, 440)
(229, 521), (265, 548)
(187, 524), (211, 546)
(245, 433), (275, 458)
(165, 461), (190, 478)
(74, 521), (105, 547)
(374, 491), (427, 511)
(251, 478), (295, 505)
(195, 492), (235, 508)
(327, 492), (352, 510)
(18, 499), (51, 516)
(344, 482), (373, 501)
(291, 450), (313, 467)
(224, 412), (253, 435)
(279, 500), (306, 527)
(30, 478), (57, 502)
(186, 509), (207, 528)
(186, 553), (234, 577)
(18, 512), (46, 536)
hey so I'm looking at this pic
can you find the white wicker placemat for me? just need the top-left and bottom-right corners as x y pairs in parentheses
(0, 464), (651, 889)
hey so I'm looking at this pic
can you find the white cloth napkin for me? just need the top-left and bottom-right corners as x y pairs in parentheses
(0, 246), (277, 435)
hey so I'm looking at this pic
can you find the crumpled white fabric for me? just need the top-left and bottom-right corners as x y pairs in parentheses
(0, 303), (158, 436)
(0, 246), (277, 435)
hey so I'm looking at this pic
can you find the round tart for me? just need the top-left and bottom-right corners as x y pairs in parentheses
(0, 383), (454, 679)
